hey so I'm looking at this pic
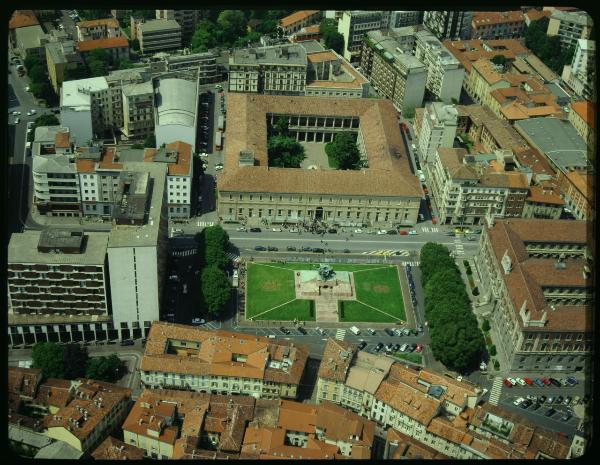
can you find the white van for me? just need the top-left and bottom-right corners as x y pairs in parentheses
(349, 326), (361, 335)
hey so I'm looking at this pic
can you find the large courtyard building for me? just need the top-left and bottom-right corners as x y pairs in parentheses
(228, 44), (307, 95)
(217, 93), (422, 229)
(476, 219), (593, 373)
(140, 322), (309, 400)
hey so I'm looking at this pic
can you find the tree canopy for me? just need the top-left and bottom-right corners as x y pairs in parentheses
(63, 344), (89, 380)
(319, 19), (345, 54)
(267, 135), (306, 168)
(325, 132), (362, 170)
(85, 354), (126, 382)
(144, 133), (156, 148)
(78, 10), (111, 20)
(201, 265), (232, 316)
(28, 114), (60, 142)
(490, 54), (507, 66)
(419, 242), (486, 373)
(524, 18), (575, 73)
(32, 342), (65, 379)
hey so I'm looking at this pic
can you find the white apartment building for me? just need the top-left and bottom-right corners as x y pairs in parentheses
(562, 39), (596, 102)
(547, 10), (593, 49)
(415, 102), (459, 162)
(229, 44), (307, 95)
(76, 18), (121, 42)
(338, 11), (388, 62)
(60, 77), (105, 145)
(107, 163), (169, 340)
(153, 75), (199, 152)
(138, 19), (182, 55)
(140, 323), (310, 400)
(423, 11), (473, 40)
(414, 29), (465, 103)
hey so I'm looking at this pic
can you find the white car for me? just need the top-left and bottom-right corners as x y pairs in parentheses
(236, 226), (246, 231)
(353, 228), (363, 234)
(507, 377), (517, 386)
(376, 230), (387, 235)
(513, 397), (526, 406)
(272, 227), (282, 232)
(191, 318), (205, 325)
(289, 228), (299, 233)
(25, 85), (30, 92)
(29, 109), (36, 115)
(408, 230), (418, 235)
(515, 377), (527, 386)
(12, 111), (21, 116)
(14, 117), (20, 124)
(199, 152), (208, 158)
(215, 164), (224, 171)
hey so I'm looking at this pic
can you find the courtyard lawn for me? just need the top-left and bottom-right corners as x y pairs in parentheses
(276, 263), (378, 272)
(245, 263), (296, 319)
(352, 266), (405, 321)
(392, 352), (423, 365)
(339, 301), (396, 322)
(253, 299), (314, 321)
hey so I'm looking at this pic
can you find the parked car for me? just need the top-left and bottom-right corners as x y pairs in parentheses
(297, 326), (307, 335)
(538, 395), (547, 404)
(316, 327), (327, 336)
(312, 248), (325, 253)
(541, 378), (551, 386)
(272, 227), (282, 232)
(267, 246), (278, 251)
(402, 328), (411, 336)
(236, 226), (246, 231)
(520, 399), (533, 409)
(374, 342), (384, 352)
(393, 328), (403, 336)
(530, 403), (542, 411)
(343, 249), (351, 253)
(384, 328), (395, 336)
(301, 246), (312, 252)
(533, 378), (545, 387)
(408, 230), (418, 235)
(254, 245), (266, 251)
(408, 343), (417, 352)
(250, 227), (262, 232)
(376, 230), (387, 235)
(286, 246), (297, 251)
(120, 339), (134, 346)
(280, 327), (291, 335)
(506, 378), (517, 386)
(515, 378), (526, 386)
(546, 396), (555, 404)
(560, 411), (572, 422)
(513, 397), (526, 407)
(566, 376), (578, 386)
(549, 378), (561, 387)
(555, 395), (564, 404)
(563, 396), (572, 405)
(400, 344), (408, 352)
(392, 343), (401, 352)
(191, 318), (205, 325)
(544, 408), (556, 417)
(327, 228), (337, 234)
(357, 341), (367, 351)
(367, 328), (376, 335)
(353, 228), (363, 234)
(14, 117), (20, 124)
(385, 343), (394, 352)
(387, 229), (398, 235)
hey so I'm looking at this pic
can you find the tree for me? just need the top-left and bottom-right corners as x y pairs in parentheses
(85, 354), (126, 382)
(63, 344), (89, 379)
(325, 132), (362, 170)
(65, 64), (90, 80)
(32, 342), (65, 379)
(191, 20), (217, 52)
(482, 319), (490, 332)
(78, 10), (111, 20)
(116, 58), (135, 69)
(144, 133), (156, 148)
(255, 19), (278, 35)
(234, 31), (261, 48)
(24, 53), (43, 71)
(267, 135), (306, 168)
(217, 10), (247, 45)
(131, 10), (156, 20)
(403, 107), (416, 119)
(129, 39), (140, 51)
(28, 65), (47, 83)
(88, 59), (108, 77)
(319, 18), (345, 54)
(273, 117), (289, 136)
(201, 265), (231, 316)
(489, 345), (497, 357)
(490, 55), (507, 67)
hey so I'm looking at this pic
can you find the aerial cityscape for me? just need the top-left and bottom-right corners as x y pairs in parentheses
(7, 7), (593, 460)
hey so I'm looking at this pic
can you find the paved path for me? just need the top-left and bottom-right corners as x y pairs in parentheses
(489, 376), (504, 406)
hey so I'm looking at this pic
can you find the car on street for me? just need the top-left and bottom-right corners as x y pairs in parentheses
(280, 327), (291, 335)
(300, 246), (312, 252)
(272, 227), (282, 232)
(357, 341), (367, 351)
(312, 248), (325, 253)
(254, 245), (266, 251)
(515, 377), (526, 386)
(236, 226), (246, 231)
(316, 327), (326, 336)
(327, 228), (337, 234)
(120, 339), (134, 346)
(506, 378), (517, 386)
(343, 249), (351, 253)
(384, 328), (395, 336)
(377, 229), (387, 235)
(250, 227), (262, 232)
(267, 246), (278, 251)
(513, 397), (526, 407)
(533, 378), (545, 387)
(297, 326), (307, 335)
(549, 378), (561, 387)
(353, 228), (363, 234)
(387, 229), (398, 235)
(191, 318), (205, 325)
(408, 230), (418, 235)
(544, 408), (556, 417)
(286, 246), (297, 251)
(523, 377), (534, 386)
(367, 328), (376, 335)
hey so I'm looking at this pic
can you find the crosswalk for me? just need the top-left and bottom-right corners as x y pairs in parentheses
(361, 249), (410, 256)
(421, 227), (439, 233)
(489, 376), (504, 406)
(454, 238), (464, 257)
(171, 249), (197, 257)
(196, 221), (215, 227)
(401, 261), (420, 267)
(335, 329), (346, 341)
(226, 252), (240, 261)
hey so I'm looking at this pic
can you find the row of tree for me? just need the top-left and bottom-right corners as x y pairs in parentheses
(24, 53), (57, 105)
(420, 243), (486, 373)
(31, 342), (126, 382)
(196, 225), (233, 316)
(65, 48), (135, 81)
(524, 18), (574, 74)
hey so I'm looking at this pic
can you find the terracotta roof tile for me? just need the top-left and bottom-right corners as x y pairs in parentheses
(54, 131), (71, 148)
(8, 367), (42, 399)
(526, 185), (564, 205)
(34, 378), (72, 409)
(77, 36), (129, 52)
(76, 18), (120, 29)
(386, 428), (449, 459)
(317, 338), (356, 382)
(279, 10), (320, 28)
(9, 10), (39, 29)
(472, 11), (524, 26)
(571, 101), (596, 130)
(91, 436), (145, 460)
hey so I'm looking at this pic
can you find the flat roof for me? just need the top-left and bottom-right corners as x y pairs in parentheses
(232, 44), (307, 66)
(61, 77), (108, 108)
(15, 25), (46, 50)
(140, 19), (181, 33)
(155, 78), (197, 127)
(218, 94), (421, 198)
(298, 40), (325, 54)
(514, 118), (589, 171)
(8, 230), (109, 265)
(107, 162), (167, 248)
(122, 80), (153, 97)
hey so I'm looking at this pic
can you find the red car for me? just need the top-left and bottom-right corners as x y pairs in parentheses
(415, 344), (423, 353)
(399, 230), (408, 235)
(524, 377), (534, 385)
(542, 378), (551, 386)
(503, 379), (513, 387)
(432, 217), (437, 225)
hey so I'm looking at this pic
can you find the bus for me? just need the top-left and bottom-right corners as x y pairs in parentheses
(215, 132), (222, 151)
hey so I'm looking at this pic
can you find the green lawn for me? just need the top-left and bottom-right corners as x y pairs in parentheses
(246, 262), (405, 323)
(392, 352), (423, 365)
(352, 266), (405, 321)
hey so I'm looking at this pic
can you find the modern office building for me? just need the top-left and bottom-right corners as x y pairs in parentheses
(217, 93), (422, 229)
(139, 323), (310, 400)
(7, 229), (110, 347)
(547, 10), (593, 49)
(414, 29), (464, 103)
(423, 11), (473, 40)
(414, 102), (459, 162)
(229, 44), (307, 95)
(388, 11), (421, 28)
(471, 11), (525, 40)
(152, 50), (219, 83)
(338, 11), (389, 62)
(153, 73), (200, 152)
(562, 39), (596, 102)
(76, 18), (121, 42)
(138, 19), (182, 55)
(476, 218), (592, 373)
(362, 30), (427, 112)
(156, 10), (200, 43)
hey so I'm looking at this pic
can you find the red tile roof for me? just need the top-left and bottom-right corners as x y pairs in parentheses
(77, 36), (129, 52)
(571, 101), (596, 130)
(9, 10), (39, 29)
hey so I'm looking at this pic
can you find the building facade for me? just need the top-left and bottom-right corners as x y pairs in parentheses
(557, 170), (593, 220)
(45, 40), (83, 94)
(338, 11), (388, 62)
(121, 81), (154, 140)
(471, 11), (525, 40)
(568, 100), (595, 153)
(76, 18), (121, 42)
(476, 219), (592, 373)
(562, 39), (596, 102)
(139, 19), (182, 55)
(140, 323), (309, 400)
(547, 10), (593, 49)
(415, 102), (459, 162)
(156, 10), (199, 43)
(423, 11), (473, 40)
